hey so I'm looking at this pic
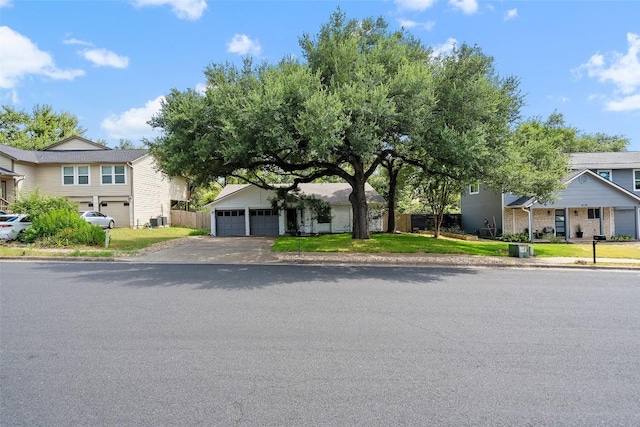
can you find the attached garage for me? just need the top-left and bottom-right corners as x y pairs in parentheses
(250, 209), (279, 235)
(614, 207), (637, 237)
(99, 201), (130, 228)
(216, 210), (246, 236)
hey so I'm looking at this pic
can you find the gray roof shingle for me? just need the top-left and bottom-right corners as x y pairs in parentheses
(0, 144), (148, 164)
(570, 152), (640, 169)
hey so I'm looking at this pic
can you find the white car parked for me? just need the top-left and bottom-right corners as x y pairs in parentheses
(0, 214), (31, 240)
(79, 211), (115, 229)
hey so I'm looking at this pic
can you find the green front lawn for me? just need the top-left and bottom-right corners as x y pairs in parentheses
(0, 227), (204, 258)
(272, 233), (640, 259)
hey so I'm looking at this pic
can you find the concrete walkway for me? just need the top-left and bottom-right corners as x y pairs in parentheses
(125, 236), (278, 264)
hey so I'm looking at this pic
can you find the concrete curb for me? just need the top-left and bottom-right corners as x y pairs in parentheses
(2, 253), (639, 270)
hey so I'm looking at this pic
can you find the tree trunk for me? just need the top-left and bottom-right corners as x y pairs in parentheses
(349, 166), (370, 240)
(386, 168), (399, 233)
(433, 209), (444, 238)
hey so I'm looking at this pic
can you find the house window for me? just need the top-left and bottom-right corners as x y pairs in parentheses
(317, 208), (331, 224)
(101, 165), (126, 184)
(597, 170), (612, 181)
(62, 165), (89, 185)
(635, 170), (640, 191)
(469, 183), (479, 195)
(587, 208), (600, 219)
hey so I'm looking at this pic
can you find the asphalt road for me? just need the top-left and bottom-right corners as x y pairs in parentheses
(1, 262), (639, 426)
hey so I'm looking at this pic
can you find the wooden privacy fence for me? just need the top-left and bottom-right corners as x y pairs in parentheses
(382, 212), (412, 233)
(170, 210), (211, 230)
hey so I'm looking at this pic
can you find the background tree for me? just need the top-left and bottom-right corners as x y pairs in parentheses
(115, 138), (138, 149)
(541, 111), (628, 153)
(407, 167), (464, 238)
(0, 104), (86, 149)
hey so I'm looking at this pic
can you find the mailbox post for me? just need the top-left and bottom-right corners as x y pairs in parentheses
(593, 235), (606, 263)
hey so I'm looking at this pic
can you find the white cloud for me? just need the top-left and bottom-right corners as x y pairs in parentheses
(131, 0), (207, 20)
(394, 0), (438, 12)
(195, 82), (207, 94)
(0, 0), (13, 7)
(504, 9), (518, 21)
(227, 34), (261, 56)
(605, 94), (640, 111)
(63, 37), (93, 46)
(449, 0), (478, 15)
(0, 26), (85, 89)
(431, 37), (457, 58)
(574, 33), (640, 112)
(81, 48), (129, 68)
(101, 96), (164, 140)
(398, 18), (435, 31)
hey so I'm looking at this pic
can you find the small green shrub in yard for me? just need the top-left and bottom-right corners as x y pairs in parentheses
(24, 208), (106, 246)
(501, 232), (529, 242)
(611, 234), (633, 241)
(10, 189), (78, 221)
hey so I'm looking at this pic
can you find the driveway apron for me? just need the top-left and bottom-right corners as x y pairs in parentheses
(129, 236), (277, 264)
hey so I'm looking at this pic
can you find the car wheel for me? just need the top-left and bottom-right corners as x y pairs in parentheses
(108, 220), (115, 229)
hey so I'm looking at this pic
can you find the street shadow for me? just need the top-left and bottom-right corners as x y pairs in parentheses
(33, 262), (480, 291)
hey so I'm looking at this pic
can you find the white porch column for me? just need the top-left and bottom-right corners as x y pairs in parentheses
(599, 206), (604, 236)
(245, 207), (250, 236)
(210, 210), (216, 236)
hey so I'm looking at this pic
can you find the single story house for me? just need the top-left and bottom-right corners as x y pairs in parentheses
(0, 136), (188, 227)
(461, 152), (640, 241)
(206, 182), (385, 236)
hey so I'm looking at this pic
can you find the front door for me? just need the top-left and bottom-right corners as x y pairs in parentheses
(555, 209), (566, 237)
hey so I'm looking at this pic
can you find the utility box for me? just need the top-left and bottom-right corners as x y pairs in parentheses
(509, 243), (530, 258)
(149, 217), (159, 228)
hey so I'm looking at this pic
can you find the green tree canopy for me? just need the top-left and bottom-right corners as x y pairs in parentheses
(0, 104), (86, 149)
(148, 10), (527, 239)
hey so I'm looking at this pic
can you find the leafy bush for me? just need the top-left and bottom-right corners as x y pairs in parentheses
(441, 226), (468, 235)
(10, 189), (79, 222)
(501, 232), (530, 242)
(610, 234), (633, 241)
(23, 208), (106, 246)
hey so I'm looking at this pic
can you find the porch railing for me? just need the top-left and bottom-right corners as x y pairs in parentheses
(0, 197), (10, 213)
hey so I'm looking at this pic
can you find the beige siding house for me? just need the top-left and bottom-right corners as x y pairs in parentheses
(0, 136), (188, 227)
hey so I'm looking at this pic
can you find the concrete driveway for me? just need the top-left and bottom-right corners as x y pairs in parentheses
(128, 236), (277, 264)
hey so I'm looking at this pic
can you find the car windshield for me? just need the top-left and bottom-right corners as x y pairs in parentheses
(0, 215), (18, 222)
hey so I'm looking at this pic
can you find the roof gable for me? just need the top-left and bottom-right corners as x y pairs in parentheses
(43, 136), (110, 151)
(208, 182), (385, 208)
(507, 169), (640, 208)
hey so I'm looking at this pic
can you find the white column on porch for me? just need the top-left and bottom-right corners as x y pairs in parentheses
(599, 206), (604, 236)
(245, 207), (250, 236)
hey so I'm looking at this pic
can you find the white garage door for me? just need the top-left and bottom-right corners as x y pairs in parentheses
(99, 201), (129, 228)
(216, 210), (246, 236)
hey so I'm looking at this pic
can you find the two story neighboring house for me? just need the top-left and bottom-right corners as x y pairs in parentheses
(460, 152), (640, 241)
(0, 136), (188, 228)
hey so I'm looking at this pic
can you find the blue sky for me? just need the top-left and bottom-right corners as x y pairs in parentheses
(1, 0), (639, 150)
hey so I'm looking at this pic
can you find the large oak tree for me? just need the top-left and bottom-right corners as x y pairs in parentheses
(147, 11), (525, 239)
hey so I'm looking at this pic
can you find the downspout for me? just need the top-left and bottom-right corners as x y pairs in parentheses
(127, 162), (134, 228)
